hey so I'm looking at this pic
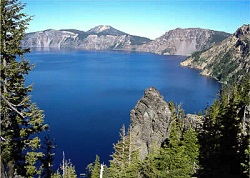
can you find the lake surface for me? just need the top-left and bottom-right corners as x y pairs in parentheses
(25, 49), (221, 175)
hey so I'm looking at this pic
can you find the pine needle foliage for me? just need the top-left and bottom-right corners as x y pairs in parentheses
(91, 155), (101, 178)
(109, 125), (140, 178)
(52, 153), (77, 178)
(200, 75), (250, 177)
(1, 0), (48, 177)
(137, 104), (199, 178)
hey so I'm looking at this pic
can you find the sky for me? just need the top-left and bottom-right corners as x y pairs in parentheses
(22, 0), (250, 39)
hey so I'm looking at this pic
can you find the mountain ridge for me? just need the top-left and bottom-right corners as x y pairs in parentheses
(22, 25), (230, 56)
(22, 26), (151, 50)
(136, 27), (230, 55)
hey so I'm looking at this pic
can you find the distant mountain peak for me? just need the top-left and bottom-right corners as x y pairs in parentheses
(90, 25), (112, 33)
(87, 25), (127, 36)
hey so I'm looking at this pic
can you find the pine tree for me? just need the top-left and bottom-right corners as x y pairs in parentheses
(156, 119), (194, 178)
(241, 143), (250, 177)
(200, 75), (250, 177)
(40, 134), (56, 178)
(91, 155), (101, 178)
(141, 105), (199, 178)
(124, 127), (140, 177)
(182, 127), (199, 175)
(0, 0), (48, 177)
(139, 146), (160, 178)
(199, 99), (221, 177)
(86, 162), (94, 178)
(109, 125), (139, 178)
(54, 152), (77, 178)
(61, 160), (77, 178)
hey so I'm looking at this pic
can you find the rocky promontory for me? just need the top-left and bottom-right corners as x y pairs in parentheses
(129, 87), (204, 160)
(129, 86), (249, 161)
(129, 87), (173, 160)
(181, 24), (250, 83)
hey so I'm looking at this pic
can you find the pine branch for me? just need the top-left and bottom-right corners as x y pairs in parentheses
(1, 94), (25, 119)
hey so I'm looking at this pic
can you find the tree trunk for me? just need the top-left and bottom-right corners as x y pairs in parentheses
(8, 160), (14, 178)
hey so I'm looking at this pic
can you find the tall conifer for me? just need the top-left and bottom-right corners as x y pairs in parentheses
(140, 105), (199, 178)
(0, 0), (48, 177)
(40, 135), (56, 178)
(200, 76), (250, 177)
(91, 155), (101, 178)
(109, 125), (139, 178)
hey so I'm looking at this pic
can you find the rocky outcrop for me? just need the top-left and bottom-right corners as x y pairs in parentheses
(22, 30), (79, 48)
(184, 114), (204, 133)
(130, 87), (173, 160)
(129, 86), (249, 161)
(136, 28), (230, 56)
(242, 106), (250, 137)
(181, 24), (250, 83)
(129, 87), (204, 160)
(21, 25), (151, 50)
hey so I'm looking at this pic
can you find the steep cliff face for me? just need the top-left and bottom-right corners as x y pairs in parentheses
(135, 28), (230, 56)
(181, 24), (250, 83)
(22, 25), (151, 50)
(22, 29), (79, 48)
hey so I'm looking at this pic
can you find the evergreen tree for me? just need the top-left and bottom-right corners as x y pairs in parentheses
(109, 125), (128, 177)
(53, 152), (77, 178)
(0, 0), (48, 177)
(200, 75), (250, 177)
(51, 171), (61, 178)
(85, 162), (94, 178)
(40, 134), (56, 178)
(60, 159), (77, 178)
(109, 125), (139, 178)
(199, 100), (221, 176)
(139, 146), (160, 178)
(241, 142), (250, 177)
(156, 119), (197, 178)
(86, 155), (109, 178)
(139, 105), (199, 178)
(91, 155), (101, 178)
(182, 127), (199, 175)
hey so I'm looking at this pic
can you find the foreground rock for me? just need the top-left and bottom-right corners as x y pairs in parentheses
(184, 114), (204, 133)
(130, 87), (173, 159)
(129, 86), (249, 161)
(129, 87), (204, 160)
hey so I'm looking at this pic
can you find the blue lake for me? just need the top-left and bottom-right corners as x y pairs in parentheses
(25, 49), (221, 175)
